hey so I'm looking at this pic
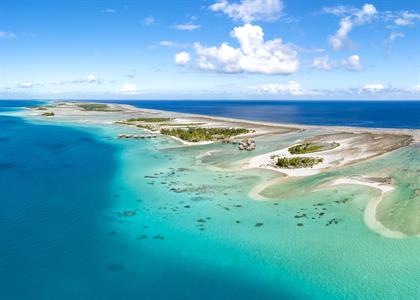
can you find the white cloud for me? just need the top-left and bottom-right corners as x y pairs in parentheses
(323, 5), (353, 16)
(116, 83), (140, 95)
(357, 84), (420, 96)
(51, 74), (101, 85)
(173, 23), (200, 31)
(410, 85), (420, 92)
(103, 8), (116, 13)
(250, 83), (420, 98)
(312, 54), (364, 72)
(402, 85), (420, 93)
(174, 52), (191, 66)
(312, 55), (333, 70)
(342, 54), (363, 71)
(142, 16), (155, 26)
(173, 16), (200, 31)
(363, 83), (384, 93)
(159, 41), (188, 48)
(393, 11), (420, 26)
(294, 46), (325, 54)
(17, 82), (42, 89)
(0, 30), (17, 39)
(329, 18), (353, 50)
(193, 24), (298, 75)
(86, 74), (97, 83)
(126, 69), (136, 78)
(209, 0), (283, 23)
(327, 3), (377, 50)
(387, 32), (404, 43)
(249, 83), (420, 98)
(251, 81), (316, 96)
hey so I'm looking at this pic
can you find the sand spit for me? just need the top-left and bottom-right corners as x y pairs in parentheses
(329, 176), (413, 239)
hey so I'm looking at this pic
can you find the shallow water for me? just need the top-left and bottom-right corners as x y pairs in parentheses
(1, 102), (419, 300)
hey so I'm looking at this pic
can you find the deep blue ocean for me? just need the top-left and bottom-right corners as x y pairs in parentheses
(99, 100), (420, 129)
(0, 101), (119, 299)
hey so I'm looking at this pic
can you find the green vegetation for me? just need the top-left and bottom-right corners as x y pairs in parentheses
(126, 117), (173, 123)
(288, 143), (322, 154)
(136, 124), (158, 131)
(276, 156), (323, 168)
(160, 123), (205, 127)
(288, 142), (340, 154)
(42, 112), (55, 117)
(115, 118), (207, 132)
(77, 103), (120, 112)
(160, 127), (251, 142)
(26, 105), (51, 110)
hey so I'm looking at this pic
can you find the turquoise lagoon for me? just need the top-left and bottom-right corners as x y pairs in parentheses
(1, 102), (419, 300)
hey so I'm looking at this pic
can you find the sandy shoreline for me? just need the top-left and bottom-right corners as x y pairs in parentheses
(329, 177), (409, 238)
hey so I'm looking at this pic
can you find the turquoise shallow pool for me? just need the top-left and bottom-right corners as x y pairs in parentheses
(1, 102), (419, 300)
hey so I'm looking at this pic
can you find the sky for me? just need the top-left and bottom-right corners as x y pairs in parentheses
(0, 0), (419, 100)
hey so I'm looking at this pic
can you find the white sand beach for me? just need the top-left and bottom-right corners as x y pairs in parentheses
(329, 176), (410, 238)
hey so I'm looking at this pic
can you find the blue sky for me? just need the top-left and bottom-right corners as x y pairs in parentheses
(0, 0), (419, 100)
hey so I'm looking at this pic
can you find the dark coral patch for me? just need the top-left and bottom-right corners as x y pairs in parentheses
(107, 264), (124, 272)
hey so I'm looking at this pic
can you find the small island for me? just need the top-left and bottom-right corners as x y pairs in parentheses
(275, 156), (324, 168)
(160, 127), (252, 142)
(41, 112), (55, 117)
(125, 117), (174, 123)
(115, 117), (254, 143)
(116, 117), (181, 131)
(116, 118), (204, 128)
(26, 105), (54, 111)
(77, 103), (121, 112)
(288, 142), (340, 154)
(159, 122), (205, 127)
